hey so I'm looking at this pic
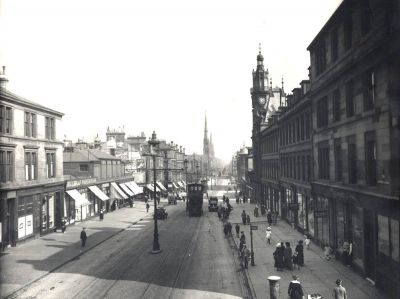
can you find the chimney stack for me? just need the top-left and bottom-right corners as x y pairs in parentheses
(0, 66), (9, 89)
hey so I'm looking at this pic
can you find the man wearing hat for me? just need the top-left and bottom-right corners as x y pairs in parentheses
(288, 275), (304, 299)
(241, 244), (251, 269)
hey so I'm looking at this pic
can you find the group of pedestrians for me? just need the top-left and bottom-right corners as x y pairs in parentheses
(241, 210), (251, 225)
(287, 276), (348, 299)
(273, 240), (304, 271)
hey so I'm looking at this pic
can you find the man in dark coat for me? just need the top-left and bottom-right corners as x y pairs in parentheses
(273, 243), (285, 271)
(239, 231), (246, 251)
(241, 210), (247, 225)
(288, 275), (304, 299)
(80, 227), (87, 249)
(235, 223), (240, 238)
(284, 242), (294, 270)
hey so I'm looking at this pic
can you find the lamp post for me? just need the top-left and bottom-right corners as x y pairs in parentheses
(148, 131), (161, 254)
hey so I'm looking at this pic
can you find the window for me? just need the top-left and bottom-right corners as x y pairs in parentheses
(317, 97), (328, 128)
(334, 139), (342, 181)
(24, 112), (37, 138)
(80, 164), (89, 172)
(363, 70), (375, 111)
(0, 105), (13, 134)
(46, 152), (56, 178)
(344, 15), (353, 51)
(332, 89), (341, 122)
(0, 149), (14, 182)
(45, 117), (55, 140)
(315, 40), (327, 75)
(25, 151), (37, 180)
(305, 112), (311, 139)
(345, 80), (355, 117)
(307, 155), (312, 181)
(347, 140), (357, 184)
(318, 142), (330, 180)
(365, 131), (377, 186)
(300, 115), (305, 140)
(331, 27), (338, 62)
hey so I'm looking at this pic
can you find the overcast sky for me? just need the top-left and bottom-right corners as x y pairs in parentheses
(0, 0), (342, 163)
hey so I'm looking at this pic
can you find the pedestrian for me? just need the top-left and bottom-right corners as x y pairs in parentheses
(239, 231), (246, 251)
(61, 218), (67, 233)
(246, 214), (251, 225)
(304, 234), (311, 249)
(223, 222), (229, 237)
(342, 241), (352, 267)
(267, 210), (272, 226)
(80, 227), (87, 249)
(266, 226), (272, 244)
(241, 210), (247, 225)
(254, 206), (259, 217)
(273, 243), (285, 271)
(284, 242), (294, 271)
(288, 275), (304, 299)
(227, 221), (232, 236)
(332, 279), (348, 299)
(146, 202), (150, 213)
(241, 244), (251, 269)
(235, 223), (240, 238)
(324, 243), (332, 260)
(295, 240), (304, 266)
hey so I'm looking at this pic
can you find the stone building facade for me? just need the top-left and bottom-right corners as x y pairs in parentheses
(0, 73), (64, 247)
(251, 0), (400, 296)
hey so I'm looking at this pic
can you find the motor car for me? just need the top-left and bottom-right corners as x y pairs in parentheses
(156, 207), (168, 219)
(168, 196), (177, 205)
(208, 196), (218, 212)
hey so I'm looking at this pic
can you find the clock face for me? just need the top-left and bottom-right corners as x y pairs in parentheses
(258, 96), (266, 105)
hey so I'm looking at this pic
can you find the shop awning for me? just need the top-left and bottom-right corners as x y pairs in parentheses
(66, 189), (91, 206)
(178, 181), (185, 188)
(88, 185), (109, 202)
(111, 182), (128, 199)
(172, 182), (179, 189)
(156, 181), (167, 191)
(181, 180), (186, 186)
(246, 185), (254, 190)
(120, 183), (134, 196)
(146, 183), (161, 192)
(128, 181), (143, 194)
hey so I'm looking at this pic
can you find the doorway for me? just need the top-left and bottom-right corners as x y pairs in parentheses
(6, 198), (16, 246)
(364, 209), (376, 281)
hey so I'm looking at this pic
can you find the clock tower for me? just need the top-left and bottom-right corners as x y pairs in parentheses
(251, 44), (270, 135)
(250, 44), (270, 206)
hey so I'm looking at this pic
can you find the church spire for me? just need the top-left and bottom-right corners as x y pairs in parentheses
(203, 112), (209, 156)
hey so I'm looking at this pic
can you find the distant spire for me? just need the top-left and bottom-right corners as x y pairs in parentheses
(281, 76), (284, 92)
(259, 43), (262, 54)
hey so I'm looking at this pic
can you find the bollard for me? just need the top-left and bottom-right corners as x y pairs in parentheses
(267, 275), (281, 299)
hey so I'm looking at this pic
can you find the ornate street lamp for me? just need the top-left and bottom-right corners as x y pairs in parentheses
(148, 131), (161, 254)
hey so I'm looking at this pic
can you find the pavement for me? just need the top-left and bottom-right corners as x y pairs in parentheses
(227, 200), (390, 299)
(0, 200), (160, 299)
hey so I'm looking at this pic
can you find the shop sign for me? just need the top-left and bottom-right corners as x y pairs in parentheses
(288, 203), (299, 210)
(67, 178), (97, 188)
(313, 210), (327, 218)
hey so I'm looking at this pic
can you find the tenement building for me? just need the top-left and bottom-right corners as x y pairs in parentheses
(0, 70), (64, 248)
(276, 82), (312, 231)
(251, 1), (400, 297)
(307, 0), (399, 296)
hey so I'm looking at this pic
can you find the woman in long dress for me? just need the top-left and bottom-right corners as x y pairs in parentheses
(295, 240), (304, 266)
